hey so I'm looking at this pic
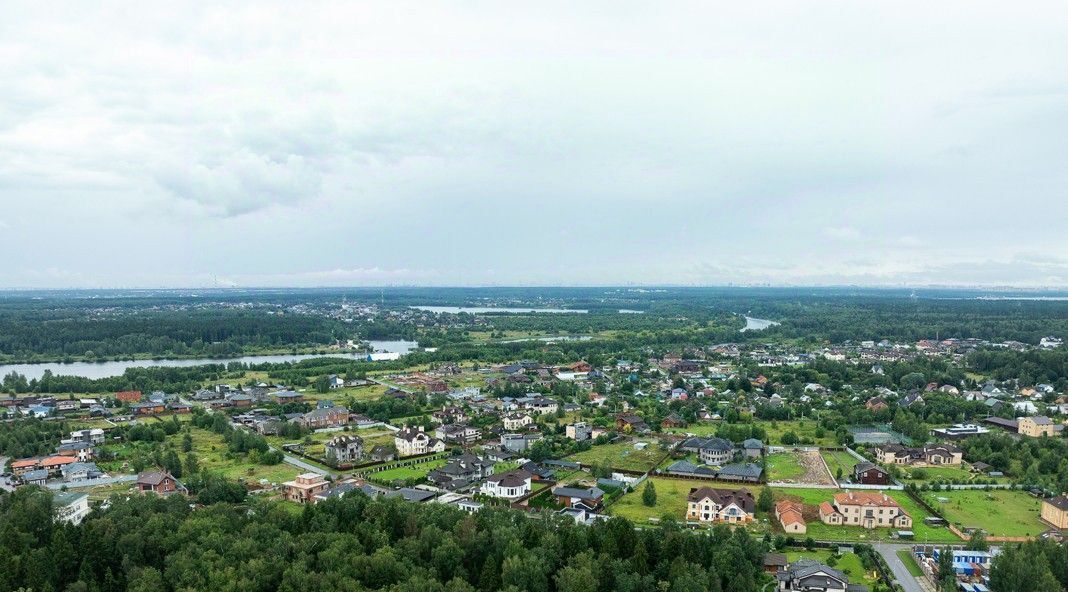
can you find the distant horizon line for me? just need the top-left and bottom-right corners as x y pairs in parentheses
(0, 284), (1067, 292)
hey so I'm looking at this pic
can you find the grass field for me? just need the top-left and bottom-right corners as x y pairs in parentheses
(610, 476), (758, 524)
(903, 465), (1005, 484)
(821, 450), (860, 480)
(178, 428), (301, 484)
(771, 487), (959, 543)
(369, 458), (447, 483)
(567, 438), (668, 472)
(65, 480), (137, 502)
(663, 423), (721, 437)
(756, 420), (835, 446)
(766, 452), (806, 481)
(785, 550), (880, 587)
(897, 549), (924, 576)
(922, 489), (1046, 537)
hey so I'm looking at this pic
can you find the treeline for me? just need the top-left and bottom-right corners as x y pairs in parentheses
(968, 348), (1068, 389)
(0, 486), (767, 592)
(990, 539), (1068, 591)
(0, 418), (70, 458)
(958, 433), (1068, 493)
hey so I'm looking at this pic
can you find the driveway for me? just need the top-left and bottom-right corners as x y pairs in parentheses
(873, 543), (932, 592)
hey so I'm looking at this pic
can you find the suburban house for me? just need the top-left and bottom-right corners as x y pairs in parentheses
(615, 414), (650, 433)
(1041, 494), (1068, 529)
(1019, 416), (1061, 438)
(776, 559), (858, 592)
(328, 374), (345, 389)
(53, 491), (90, 525)
(298, 405), (350, 429)
(283, 473), (330, 504)
(503, 413), (533, 430)
(501, 433), (542, 452)
(552, 486), (605, 511)
(435, 423), (481, 445)
(566, 422), (592, 441)
(324, 434), (364, 464)
(775, 500), (807, 534)
(742, 438), (766, 458)
(427, 454), (495, 489)
(852, 462), (891, 485)
(394, 426), (446, 456)
(819, 492), (912, 529)
(865, 397), (888, 412)
(369, 445), (396, 462)
(680, 436), (735, 465)
(524, 398), (558, 415)
(68, 428), (106, 445)
(685, 486), (755, 524)
(873, 443), (962, 466)
(40, 455), (77, 477)
(480, 469), (532, 500)
(661, 413), (686, 429)
(61, 462), (102, 482)
(10, 458), (41, 478)
(136, 470), (185, 495)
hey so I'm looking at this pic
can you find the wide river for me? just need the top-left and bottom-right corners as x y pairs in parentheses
(411, 306), (588, 314)
(0, 340), (418, 381)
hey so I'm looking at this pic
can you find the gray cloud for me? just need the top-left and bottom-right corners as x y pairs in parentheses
(0, 1), (1066, 287)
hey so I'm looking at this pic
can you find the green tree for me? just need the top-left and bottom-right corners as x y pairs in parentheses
(756, 487), (774, 513)
(642, 481), (657, 507)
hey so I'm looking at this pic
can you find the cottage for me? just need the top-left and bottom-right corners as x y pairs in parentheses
(324, 434), (364, 464)
(1041, 494), (1068, 530)
(742, 438), (766, 458)
(873, 443), (962, 466)
(503, 413), (534, 431)
(852, 462), (891, 485)
(661, 413), (686, 429)
(552, 486), (605, 510)
(685, 487), (755, 524)
(819, 491), (911, 529)
(394, 425), (446, 456)
(428, 454), (495, 489)
(435, 423), (481, 445)
(776, 559), (855, 592)
(566, 422), (593, 441)
(299, 405), (350, 429)
(480, 469), (532, 500)
(615, 414), (650, 433)
(283, 473), (330, 504)
(1019, 416), (1061, 438)
(53, 491), (90, 525)
(775, 500), (807, 534)
(370, 445), (396, 462)
(137, 470), (185, 495)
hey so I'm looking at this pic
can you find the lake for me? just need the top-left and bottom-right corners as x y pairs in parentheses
(0, 340), (418, 381)
(740, 315), (780, 332)
(411, 306), (588, 314)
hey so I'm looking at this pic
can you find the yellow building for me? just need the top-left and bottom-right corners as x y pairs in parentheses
(1018, 416), (1059, 438)
(1041, 494), (1068, 529)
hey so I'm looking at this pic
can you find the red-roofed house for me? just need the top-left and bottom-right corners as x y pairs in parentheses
(116, 390), (143, 403)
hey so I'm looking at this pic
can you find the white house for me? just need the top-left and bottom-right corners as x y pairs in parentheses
(53, 491), (90, 525)
(394, 426), (446, 457)
(480, 469), (532, 500)
(503, 413), (534, 431)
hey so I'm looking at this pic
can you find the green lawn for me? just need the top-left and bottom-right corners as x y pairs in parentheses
(663, 423), (721, 437)
(785, 550), (880, 588)
(756, 420), (835, 446)
(766, 452), (806, 481)
(921, 489), (1046, 537)
(566, 439), (668, 472)
(903, 465), (1005, 484)
(177, 428), (301, 484)
(771, 487), (959, 543)
(821, 450), (860, 481)
(897, 549), (923, 576)
(610, 476), (758, 524)
(368, 458), (447, 483)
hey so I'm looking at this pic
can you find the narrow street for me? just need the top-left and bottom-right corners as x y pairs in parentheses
(873, 543), (932, 592)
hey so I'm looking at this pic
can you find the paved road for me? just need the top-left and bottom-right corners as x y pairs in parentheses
(279, 452), (335, 477)
(874, 543), (931, 592)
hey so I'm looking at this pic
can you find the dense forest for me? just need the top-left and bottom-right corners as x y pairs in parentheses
(0, 487), (766, 592)
(0, 287), (1064, 364)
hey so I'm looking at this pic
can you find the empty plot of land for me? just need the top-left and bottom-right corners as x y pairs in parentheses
(768, 450), (835, 485)
(567, 439), (667, 472)
(923, 489), (1047, 538)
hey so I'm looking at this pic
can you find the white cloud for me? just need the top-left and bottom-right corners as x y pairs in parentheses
(0, 1), (1066, 287)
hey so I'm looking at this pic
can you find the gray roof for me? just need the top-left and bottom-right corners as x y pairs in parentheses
(716, 462), (764, 479)
(551, 486), (604, 500)
(742, 438), (764, 449)
(386, 488), (437, 503)
(780, 559), (848, 587)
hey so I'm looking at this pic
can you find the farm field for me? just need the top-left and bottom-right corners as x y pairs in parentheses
(756, 420), (835, 446)
(921, 489), (1046, 537)
(610, 476), (759, 524)
(771, 487), (959, 543)
(566, 438), (668, 472)
(821, 450), (860, 481)
(784, 550), (880, 588)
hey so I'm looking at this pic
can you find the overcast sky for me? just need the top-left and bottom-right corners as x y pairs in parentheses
(1, 1), (1067, 288)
